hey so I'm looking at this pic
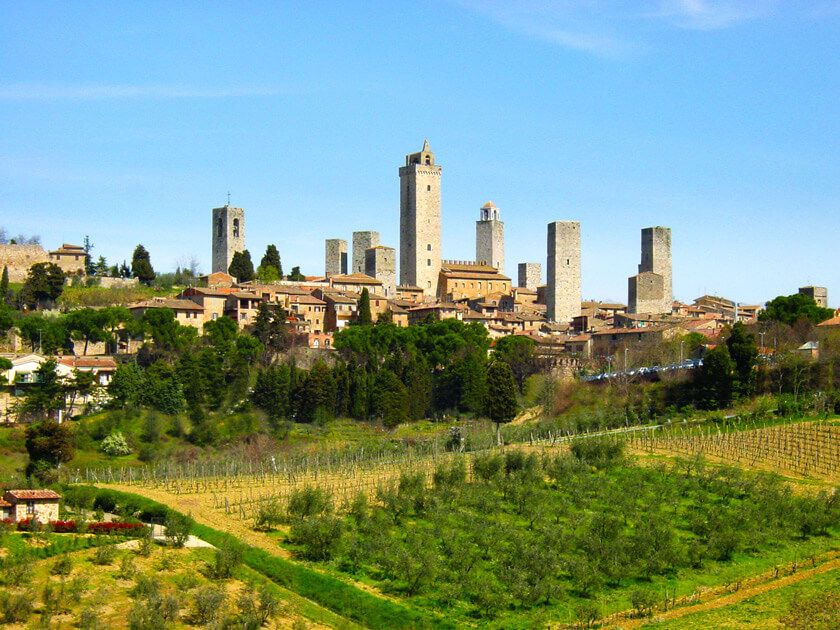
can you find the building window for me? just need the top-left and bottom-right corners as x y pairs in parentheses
(233, 218), (240, 238)
(427, 243), (431, 251)
(566, 258), (570, 266)
(212, 313), (218, 320)
(26, 503), (34, 515)
(313, 339), (320, 348)
(427, 259), (431, 266)
(427, 185), (431, 191)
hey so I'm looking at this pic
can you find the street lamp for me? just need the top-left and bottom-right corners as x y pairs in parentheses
(679, 340), (684, 363)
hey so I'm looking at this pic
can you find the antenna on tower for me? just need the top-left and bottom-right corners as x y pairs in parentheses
(227, 191), (231, 206)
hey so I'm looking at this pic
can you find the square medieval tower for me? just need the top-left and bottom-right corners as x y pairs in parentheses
(399, 140), (441, 296)
(212, 204), (245, 274)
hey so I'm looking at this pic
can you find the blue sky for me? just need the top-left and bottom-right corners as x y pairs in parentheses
(2, 1), (838, 305)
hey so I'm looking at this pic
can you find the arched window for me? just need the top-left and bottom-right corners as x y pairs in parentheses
(233, 218), (240, 238)
(425, 156), (430, 165)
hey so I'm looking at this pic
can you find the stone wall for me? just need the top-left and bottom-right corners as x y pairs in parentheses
(352, 231), (380, 274)
(365, 245), (397, 298)
(211, 205), (246, 274)
(546, 221), (581, 324)
(518, 262), (541, 291)
(97, 276), (140, 289)
(325, 239), (348, 277)
(0, 244), (50, 282)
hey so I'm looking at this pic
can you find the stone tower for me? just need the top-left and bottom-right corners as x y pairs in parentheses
(518, 262), (541, 291)
(628, 226), (672, 314)
(399, 140), (442, 295)
(212, 204), (245, 274)
(353, 231), (380, 274)
(365, 245), (397, 298)
(546, 221), (581, 324)
(475, 201), (504, 271)
(325, 239), (348, 277)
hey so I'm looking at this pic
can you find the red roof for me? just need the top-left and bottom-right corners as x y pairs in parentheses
(0, 498), (11, 507)
(4, 489), (61, 501)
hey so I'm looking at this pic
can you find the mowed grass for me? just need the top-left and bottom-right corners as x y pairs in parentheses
(646, 566), (840, 629)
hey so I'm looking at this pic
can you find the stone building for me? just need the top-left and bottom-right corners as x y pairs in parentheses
(437, 261), (511, 302)
(399, 140), (441, 296)
(352, 231), (380, 274)
(212, 204), (245, 274)
(49, 244), (87, 276)
(518, 262), (541, 292)
(475, 202), (504, 271)
(325, 239), (348, 277)
(799, 286), (828, 308)
(2, 489), (60, 523)
(0, 244), (50, 282)
(365, 245), (397, 298)
(628, 226), (672, 315)
(546, 221), (581, 324)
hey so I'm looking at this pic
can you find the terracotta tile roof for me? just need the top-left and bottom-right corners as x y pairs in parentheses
(57, 356), (118, 369)
(129, 298), (204, 311)
(440, 269), (511, 281)
(818, 316), (840, 327)
(0, 498), (11, 507)
(5, 489), (61, 501)
(330, 274), (382, 285)
(290, 295), (327, 305)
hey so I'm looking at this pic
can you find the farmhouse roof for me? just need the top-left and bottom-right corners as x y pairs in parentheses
(5, 489), (61, 501)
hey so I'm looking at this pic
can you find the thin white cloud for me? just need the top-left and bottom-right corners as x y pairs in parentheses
(654, 0), (773, 30)
(0, 83), (283, 100)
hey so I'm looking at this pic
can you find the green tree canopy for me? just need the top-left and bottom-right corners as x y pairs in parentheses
(228, 250), (255, 282)
(726, 322), (758, 398)
(19, 359), (67, 421)
(759, 293), (834, 326)
(695, 345), (735, 409)
(287, 266), (305, 281)
(257, 244), (283, 282)
(131, 244), (156, 285)
(492, 335), (537, 391)
(25, 419), (75, 478)
(20, 262), (65, 309)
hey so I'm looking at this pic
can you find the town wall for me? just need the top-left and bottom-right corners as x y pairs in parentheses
(0, 244), (50, 282)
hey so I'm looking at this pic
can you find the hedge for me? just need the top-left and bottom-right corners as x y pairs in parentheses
(65, 485), (452, 630)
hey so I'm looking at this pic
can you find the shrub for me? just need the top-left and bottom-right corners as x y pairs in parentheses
(116, 554), (136, 579)
(289, 514), (344, 561)
(630, 587), (657, 618)
(0, 589), (33, 623)
(92, 544), (116, 565)
(212, 539), (244, 579)
(130, 573), (160, 599)
(192, 585), (225, 625)
(254, 498), (284, 531)
(0, 561), (33, 586)
(128, 591), (179, 630)
(570, 436), (625, 468)
(51, 554), (73, 576)
(164, 511), (193, 548)
(101, 431), (132, 456)
(87, 521), (148, 536)
(287, 487), (332, 520)
(66, 576), (89, 604)
(472, 452), (504, 481)
(77, 606), (101, 630)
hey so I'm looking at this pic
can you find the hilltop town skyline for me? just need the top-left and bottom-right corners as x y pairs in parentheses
(2, 2), (839, 304)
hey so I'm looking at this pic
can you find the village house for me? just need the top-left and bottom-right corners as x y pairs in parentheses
(328, 273), (384, 295)
(48, 244), (87, 276)
(180, 287), (236, 323)
(319, 292), (358, 331)
(128, 297), (205, 331)
(288, 294), (328, 334)
(396, 285), (425, 304)
(437, 262), (511, 302)
(224, 291), (262, 327)
(407, 302), (466, 326)
(2, 489), (61, 522)
(590, 326), (676, 359)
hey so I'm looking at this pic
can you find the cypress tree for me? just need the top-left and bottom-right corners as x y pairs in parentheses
(0, 266), (8, 303)
(228, 250), (255, 282)
(357, 288), (372, 325)
(485, 360), (518, 445)
(131, 244), (155, 285)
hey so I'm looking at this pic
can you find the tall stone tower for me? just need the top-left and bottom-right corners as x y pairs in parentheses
(518, 262), (541, 291)
(546, 221), (581, 324)
(353, 231), (380, 274)
(365, 245), (397, 298)
(325, 239), (348, 277)
(475, 201), (504, 271)
(628, 226), (672, 314)
(212, 204), (245, 274)
(399, 140), (441, 295)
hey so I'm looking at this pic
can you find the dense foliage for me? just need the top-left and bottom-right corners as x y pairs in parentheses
(760, 293), (834, 326)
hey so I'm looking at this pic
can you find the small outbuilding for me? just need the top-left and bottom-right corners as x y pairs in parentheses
(3, 489), (61, 522)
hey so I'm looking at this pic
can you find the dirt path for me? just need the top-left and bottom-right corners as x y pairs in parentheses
(604, 554), (840, 629)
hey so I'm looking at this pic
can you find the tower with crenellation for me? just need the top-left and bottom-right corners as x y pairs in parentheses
(399, 140), (441, 296)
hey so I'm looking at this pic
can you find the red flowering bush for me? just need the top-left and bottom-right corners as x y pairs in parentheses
(50, 520), (77, 533)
